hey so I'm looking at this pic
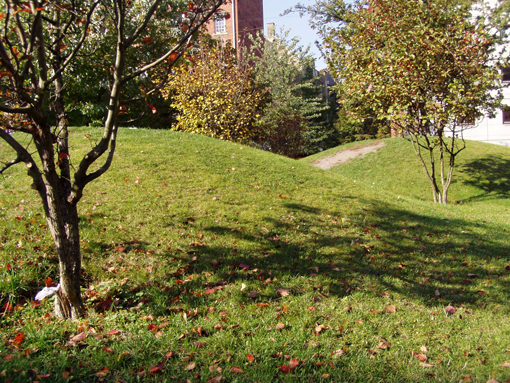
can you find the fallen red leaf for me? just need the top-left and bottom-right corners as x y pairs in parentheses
(385, 305), (396, 313)
(289, 359), (299, 369)
(45, 277), (53, 287)
(445, 305), (456, 316)
(13, 333), (25, 346)
(149, 366), (163, 374)
(231, 366), (243, 373)
(70, 332), (87, 342)
(280, 365), (292, 374)
(246, 354), (255, 363)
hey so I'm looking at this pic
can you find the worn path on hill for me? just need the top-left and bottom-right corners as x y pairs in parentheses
(311, 141), (386, 170)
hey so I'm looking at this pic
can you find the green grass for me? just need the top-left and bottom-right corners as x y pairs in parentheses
(1, 128), (510, 382)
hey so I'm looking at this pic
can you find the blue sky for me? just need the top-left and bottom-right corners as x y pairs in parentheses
(263, 0), (327, 69)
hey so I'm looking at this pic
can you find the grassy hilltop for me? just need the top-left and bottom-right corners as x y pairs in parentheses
(1, 128), (509, 382)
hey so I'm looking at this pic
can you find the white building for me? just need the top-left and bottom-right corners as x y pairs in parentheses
(461, 72), (510, 147)
(461, 0), (510, 147)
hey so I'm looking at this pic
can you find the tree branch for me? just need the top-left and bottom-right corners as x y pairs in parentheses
(0, 103), (33, 114)
(0, 128), (49, 215)
(44, 1), (101, 87)
(124, 0), (162, 47)
(121, 0), (225, 84)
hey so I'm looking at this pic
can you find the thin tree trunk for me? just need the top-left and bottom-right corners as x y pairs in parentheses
(410, 133), (441, 203)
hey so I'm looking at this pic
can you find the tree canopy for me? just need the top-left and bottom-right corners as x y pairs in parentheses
(297, 0), (504, 203)
(248, 29), (336, 158)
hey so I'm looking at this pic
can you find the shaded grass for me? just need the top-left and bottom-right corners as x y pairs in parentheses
(1, 128), (510, 382)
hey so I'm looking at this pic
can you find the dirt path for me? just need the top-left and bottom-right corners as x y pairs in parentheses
(311, 141), (386, 170)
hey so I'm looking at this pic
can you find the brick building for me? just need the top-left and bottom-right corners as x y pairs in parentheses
(204, 0), (264, 50)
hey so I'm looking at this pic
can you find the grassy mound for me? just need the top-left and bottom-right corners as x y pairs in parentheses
(1, 128), (509, 382)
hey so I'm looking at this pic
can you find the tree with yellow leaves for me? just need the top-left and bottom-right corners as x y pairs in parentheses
(161, 38), (267, 143)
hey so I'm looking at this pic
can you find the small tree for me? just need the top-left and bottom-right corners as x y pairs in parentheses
(297, 0), (503, 203)
(0, 0), (225, 319)
(160, 38), (267, 143)
(249, 30), (336, 157)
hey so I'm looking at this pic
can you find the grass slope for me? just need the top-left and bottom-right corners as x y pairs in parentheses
(1, 128), (509, 382)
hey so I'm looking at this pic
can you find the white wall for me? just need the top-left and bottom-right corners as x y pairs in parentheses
(462, 89), (510, 147)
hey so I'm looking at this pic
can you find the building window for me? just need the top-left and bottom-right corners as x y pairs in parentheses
(215, 17), (226, 34)
(503, 108), (510, 124)
(502, 67), (510, 82)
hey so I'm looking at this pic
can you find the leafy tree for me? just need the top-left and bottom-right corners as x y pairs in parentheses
(0, 0), (225, 319)
(160, 37), (267, 143)
(297, 0), (503, 203)
(248, 30), (336, 158)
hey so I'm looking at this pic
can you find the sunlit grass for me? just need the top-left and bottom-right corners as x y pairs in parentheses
(1, 128), (509, 382)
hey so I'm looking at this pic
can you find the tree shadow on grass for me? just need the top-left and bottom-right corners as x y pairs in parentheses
(77, 194), (510, 316)
(178, 198), (510, 311)
(459, 154), (510, 202)
(7, 196), (510, 383)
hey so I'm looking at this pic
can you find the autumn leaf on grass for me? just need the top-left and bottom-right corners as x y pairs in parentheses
(277, 289), (290, 297)
(209, 365), (222, 373)
(149, 365), (164, 374)
(13, 333), (25, 346)
(419, 362), (435, 368)
(445, 305), (457, 316)
(385, 305), (397, 313)
(314, 323), (328, 335)
(280, 365), (292, 374)
(275, 322), (285, 331)
(70, 332), (87, 343)
(415, 353), (428, 362)
(246, 354), (255, 363)
(231, 366), (243, 373)
(207, 376), (223, 383)
(376, 340), (391, 350)
(289, 359), (299, 369)
(96, 368), (109, 378)
(332, 348), (347, 358)
(501, 362), (510, 368)
(186, 362), (196, 371)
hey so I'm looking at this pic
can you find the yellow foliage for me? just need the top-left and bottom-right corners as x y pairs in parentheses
(160, 40), (267, 143)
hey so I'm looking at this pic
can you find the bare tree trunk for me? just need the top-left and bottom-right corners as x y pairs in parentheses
(33, 124), (85, 319)
(48, 198), (85, 319)
(410, 133), (441, 203)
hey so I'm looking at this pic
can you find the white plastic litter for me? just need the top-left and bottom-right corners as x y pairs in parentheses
(34, 284), (60, 301)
